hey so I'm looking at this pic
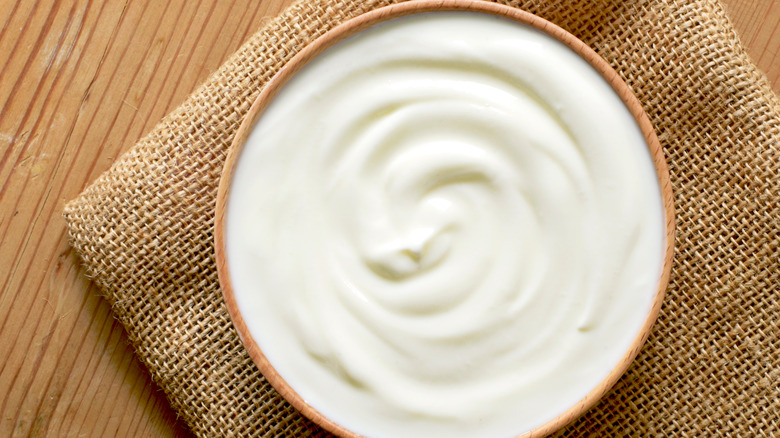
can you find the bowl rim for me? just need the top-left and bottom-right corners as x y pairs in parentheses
(214, 1), (676, 437)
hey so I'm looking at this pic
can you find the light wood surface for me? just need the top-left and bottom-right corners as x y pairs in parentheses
(0, 0), (776, 437)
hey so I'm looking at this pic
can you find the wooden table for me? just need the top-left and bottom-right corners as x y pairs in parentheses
(1, 0), (777, 436)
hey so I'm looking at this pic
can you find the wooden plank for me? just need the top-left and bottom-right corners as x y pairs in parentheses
(722, 0), (780, 93)
(0, 0), (290, 436)
(0, 0), (776, 437)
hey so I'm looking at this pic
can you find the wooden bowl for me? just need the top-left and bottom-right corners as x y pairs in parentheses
(215, 1), (675, 437)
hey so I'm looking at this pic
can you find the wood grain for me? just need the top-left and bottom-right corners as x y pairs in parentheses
(0, 1), (290, 436)
(722, 0), (780, 93)
(0, 0), (775, 437)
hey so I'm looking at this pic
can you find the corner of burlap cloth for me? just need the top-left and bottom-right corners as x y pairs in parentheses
(62, 0), (780, 436)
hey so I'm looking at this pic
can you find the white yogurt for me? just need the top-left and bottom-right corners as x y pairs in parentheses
(226, 11), (665, 438)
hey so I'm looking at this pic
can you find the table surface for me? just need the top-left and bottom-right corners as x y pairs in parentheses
(1, 0), (777, 436)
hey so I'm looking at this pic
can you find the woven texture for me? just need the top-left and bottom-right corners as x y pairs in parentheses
(63, 0), (780, 436)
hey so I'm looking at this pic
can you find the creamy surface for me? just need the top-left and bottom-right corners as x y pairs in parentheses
(226, 12), (665, 438)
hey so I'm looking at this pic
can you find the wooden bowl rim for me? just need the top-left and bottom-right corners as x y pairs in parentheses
(214, 1), (676, 437)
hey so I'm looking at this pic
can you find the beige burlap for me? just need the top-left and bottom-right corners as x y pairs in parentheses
(63, 0), (780, 436)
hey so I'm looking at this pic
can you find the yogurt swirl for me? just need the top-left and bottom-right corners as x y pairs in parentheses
(226, 11), (665, 438)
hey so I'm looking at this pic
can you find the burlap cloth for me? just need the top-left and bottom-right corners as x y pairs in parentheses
(62, 0), (780, 435)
